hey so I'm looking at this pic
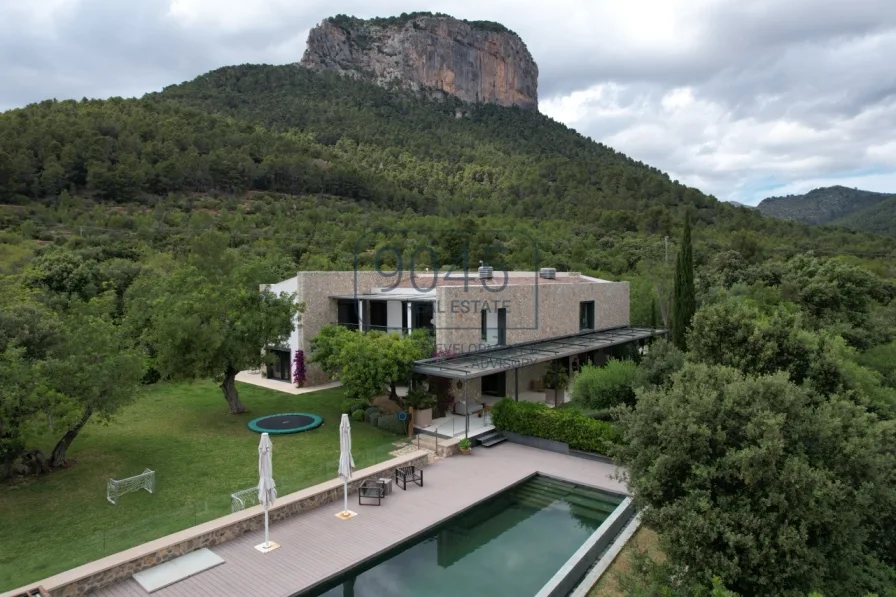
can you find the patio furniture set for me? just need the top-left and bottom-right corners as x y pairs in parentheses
(358, 465), (423, 506)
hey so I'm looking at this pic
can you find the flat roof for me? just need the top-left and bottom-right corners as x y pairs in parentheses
(392, 271), (610, 289)
(413, 326), (666, 380)
(329, 292), (437, 302)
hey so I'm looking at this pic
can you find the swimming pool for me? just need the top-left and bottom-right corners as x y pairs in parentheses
(299, 474), (627, 597)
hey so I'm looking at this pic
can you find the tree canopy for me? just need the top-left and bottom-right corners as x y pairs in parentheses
(616, 363), (896, 596)
(125, 234), (303, 414)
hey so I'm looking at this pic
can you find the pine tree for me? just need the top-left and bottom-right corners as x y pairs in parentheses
(671, 212), (696, 349)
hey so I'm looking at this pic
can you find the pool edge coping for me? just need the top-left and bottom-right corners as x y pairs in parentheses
(534, 496), (636, 597)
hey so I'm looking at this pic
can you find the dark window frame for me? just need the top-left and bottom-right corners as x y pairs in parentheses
(579, 301), (595, 331)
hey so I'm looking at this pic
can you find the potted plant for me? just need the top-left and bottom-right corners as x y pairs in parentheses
(543, 362), (569, 406)
(404, 385), (436, 428)
(458, 437), (472, 455)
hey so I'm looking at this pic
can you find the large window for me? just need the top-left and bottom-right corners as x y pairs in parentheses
(369, 301), (388, 329)
(579, 301), (595, 331)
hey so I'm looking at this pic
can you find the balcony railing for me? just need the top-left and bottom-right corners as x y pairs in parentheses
(333, 322), (434, 336)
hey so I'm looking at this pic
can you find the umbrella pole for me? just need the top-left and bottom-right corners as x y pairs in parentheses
(343, 479), (348, 514)
(264, 504), (270, 549)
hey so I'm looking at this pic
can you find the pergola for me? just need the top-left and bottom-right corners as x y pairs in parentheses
(412, 326), (667, 436)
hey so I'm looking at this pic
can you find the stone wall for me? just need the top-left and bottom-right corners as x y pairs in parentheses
(3, 452), (428, 597)
(295, 271), (383, 385)
(433, 277), (630, 351)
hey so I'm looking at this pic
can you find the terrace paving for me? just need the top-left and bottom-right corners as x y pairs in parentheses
(91, 443), (626, 597)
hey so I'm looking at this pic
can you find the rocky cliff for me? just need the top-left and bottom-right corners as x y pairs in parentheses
(300, 13), (538, 111)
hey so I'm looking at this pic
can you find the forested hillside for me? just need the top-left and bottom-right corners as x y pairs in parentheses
(758, 185), (895, 229)
(2, 58), (896, 597)
(833, 196), (896, 237)
(2, 64), (895, 277)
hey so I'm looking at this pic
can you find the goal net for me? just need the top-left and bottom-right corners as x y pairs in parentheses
(230, 487), (261, 513)
(107, 468), (155, 505)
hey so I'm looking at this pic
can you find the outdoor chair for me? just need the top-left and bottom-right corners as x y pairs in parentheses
(358, 480), (385, 506)
(394, 465), (423, 490)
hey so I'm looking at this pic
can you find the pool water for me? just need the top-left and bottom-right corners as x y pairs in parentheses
(303, 475), (625, 597)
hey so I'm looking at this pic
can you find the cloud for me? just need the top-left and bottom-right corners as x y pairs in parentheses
(1, 0), (895, 205)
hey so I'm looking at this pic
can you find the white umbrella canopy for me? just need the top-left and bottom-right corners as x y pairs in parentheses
(258, 433), (277, 508)
(336, 413), (357, 519)
(255, 432), (279, 552)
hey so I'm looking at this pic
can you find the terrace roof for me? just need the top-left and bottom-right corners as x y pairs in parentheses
(412, 326), (667, 380)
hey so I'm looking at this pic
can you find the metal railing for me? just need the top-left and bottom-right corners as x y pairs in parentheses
(332, 322), (435, 336)
(434, 416), (462, 453)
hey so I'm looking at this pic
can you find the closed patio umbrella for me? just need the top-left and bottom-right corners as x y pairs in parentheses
(336, 413), (357, 520)
(255, 432), (279, 552)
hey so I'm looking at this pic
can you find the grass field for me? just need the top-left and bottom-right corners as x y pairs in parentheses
(0, 380), (404, 591)
(588, 526), (663, 596)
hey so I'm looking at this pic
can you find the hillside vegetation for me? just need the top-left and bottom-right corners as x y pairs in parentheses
(833, 195), (896, 237)
(758, 185), (895, 229)
(2, 57), (896, 597)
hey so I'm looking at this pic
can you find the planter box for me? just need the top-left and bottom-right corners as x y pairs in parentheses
(413, 407), (433, 428)
(544, 389), (565, 406)
(502, 431), (569, 455)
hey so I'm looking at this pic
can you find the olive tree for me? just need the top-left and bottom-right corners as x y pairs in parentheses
(615, 363), (896, 596)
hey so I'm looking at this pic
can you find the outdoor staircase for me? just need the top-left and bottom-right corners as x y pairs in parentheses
(476, 430), (507, 447)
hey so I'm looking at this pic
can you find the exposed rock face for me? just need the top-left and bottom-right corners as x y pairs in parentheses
(300, 14), (538, 111)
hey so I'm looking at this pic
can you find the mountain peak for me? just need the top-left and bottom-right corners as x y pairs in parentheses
(299, 13), (538, 111)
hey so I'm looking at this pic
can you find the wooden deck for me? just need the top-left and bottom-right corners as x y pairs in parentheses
(91, 444), (627, 597)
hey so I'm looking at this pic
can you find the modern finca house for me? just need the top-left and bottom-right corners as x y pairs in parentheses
(261, 267), (664, 437)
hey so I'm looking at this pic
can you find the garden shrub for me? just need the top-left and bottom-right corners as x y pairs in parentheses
(571, 360), (637, 409)
(349, 401), (368, 415)
(491, 398), (620, 455)
(634, 338), (686, 390)
(364, 406), (381, 423)
(340, 399), (368, 414)
(376, 413), (408, 435)
(351, 408), (365, 422)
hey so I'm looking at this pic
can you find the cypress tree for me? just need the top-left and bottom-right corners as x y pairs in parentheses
(671, 212), (696, 349)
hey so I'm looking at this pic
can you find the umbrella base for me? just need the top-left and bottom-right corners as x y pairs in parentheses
(254, 541), (281, 553)
(335, 510), (358, 520)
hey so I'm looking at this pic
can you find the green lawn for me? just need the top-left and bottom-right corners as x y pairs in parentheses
(0, 381), (404, 591)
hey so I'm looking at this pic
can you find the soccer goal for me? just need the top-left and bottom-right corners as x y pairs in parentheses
(230, 486), (261, 513)
(107, 468), (155, 505)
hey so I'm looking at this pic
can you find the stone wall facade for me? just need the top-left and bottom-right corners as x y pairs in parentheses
(295, 271), (384, 385)
(434, 277), (630, 351)
(5, 452), (428, 597)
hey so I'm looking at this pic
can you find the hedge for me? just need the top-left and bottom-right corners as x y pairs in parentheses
(341, 399), (368, 415)
(376, 413), (408, 435)
(364, 406), (381, 424)
(491, 398), (620, 455)
(570, 360), (637, 409)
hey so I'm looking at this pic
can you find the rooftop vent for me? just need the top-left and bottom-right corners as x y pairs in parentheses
(540, 267), (557, 279)
(478, 265), (494, 280)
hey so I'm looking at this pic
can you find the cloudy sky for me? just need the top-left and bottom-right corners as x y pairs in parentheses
(2, 0), (895, 205)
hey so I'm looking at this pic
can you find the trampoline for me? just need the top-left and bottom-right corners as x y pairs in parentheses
(247, 412), (323, 434)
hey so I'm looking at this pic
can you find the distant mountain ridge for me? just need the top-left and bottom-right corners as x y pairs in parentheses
(757, 185), (894, 226)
